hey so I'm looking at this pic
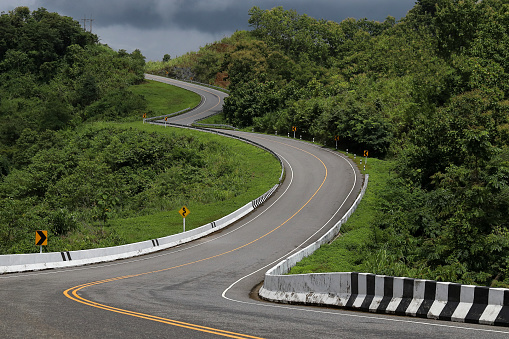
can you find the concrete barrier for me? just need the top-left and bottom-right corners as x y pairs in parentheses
(259, 174), (509, 326)
(259, 271), (509, 326)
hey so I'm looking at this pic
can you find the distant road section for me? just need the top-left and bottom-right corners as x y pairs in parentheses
(145, 74), (227, 125)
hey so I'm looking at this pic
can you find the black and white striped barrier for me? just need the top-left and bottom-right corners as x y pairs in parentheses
(252, 184), (279, 209)
(259, 272), (509, 326)
(60, 251), (72, 261)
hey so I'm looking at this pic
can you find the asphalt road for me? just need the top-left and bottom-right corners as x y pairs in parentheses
(1, 75), (508, 338)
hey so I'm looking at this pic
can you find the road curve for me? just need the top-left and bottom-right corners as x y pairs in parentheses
(1, 75), (507, 339)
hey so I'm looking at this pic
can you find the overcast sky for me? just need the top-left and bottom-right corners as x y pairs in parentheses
(0, 0), (417, 61)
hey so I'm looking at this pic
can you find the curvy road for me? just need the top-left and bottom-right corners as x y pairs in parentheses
(1, 74), (508, 339)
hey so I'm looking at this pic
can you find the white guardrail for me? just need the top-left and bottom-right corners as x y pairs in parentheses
(0, 187), (279, 274)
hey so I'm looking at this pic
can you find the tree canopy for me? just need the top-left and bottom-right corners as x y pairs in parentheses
(0, 7), (147, 168)
(147, 0), (509, 287)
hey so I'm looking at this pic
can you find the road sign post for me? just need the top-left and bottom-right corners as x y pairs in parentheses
(179, 206), (190, 232)
(334, 135), (339, 149)
(35, 230), (47, 253)
(292, 126), (296, 138)
(165, 116), (168, 127)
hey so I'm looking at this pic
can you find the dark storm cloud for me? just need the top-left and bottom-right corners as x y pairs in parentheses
(0, 0), (417, 61)
(171, 0), (415, 34)
(170, 2), (250, 33)
(31, 0), (252, 32)
(32, 0), (169, 29)
(286, 0), (414, 22)
(31, 0), (415, 33)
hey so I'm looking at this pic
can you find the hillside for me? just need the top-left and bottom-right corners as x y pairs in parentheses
(147, 0), (509, 287)
(0, 8), (280, 254)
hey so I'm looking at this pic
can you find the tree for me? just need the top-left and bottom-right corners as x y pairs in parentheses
(433, 0), (481, 57)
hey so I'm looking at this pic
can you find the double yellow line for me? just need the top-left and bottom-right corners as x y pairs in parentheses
(64, 277), (261, 338)
(64, 120), (329, 338)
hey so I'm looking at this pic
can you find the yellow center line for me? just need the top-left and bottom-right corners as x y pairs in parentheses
(64, 117), (329, 338)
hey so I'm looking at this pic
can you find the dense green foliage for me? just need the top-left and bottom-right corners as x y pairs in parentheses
(0, 122), (278, 253)
(0, 8), (280, 254)
(4, 2), (509, 287)
(0, 7), (147, 171)
(0, 7), (145, 253)
(149, 0), (509, 287)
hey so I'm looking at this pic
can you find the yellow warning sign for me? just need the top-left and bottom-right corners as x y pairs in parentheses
(179, 206), (190, 218)
(35, 230), (47, 246)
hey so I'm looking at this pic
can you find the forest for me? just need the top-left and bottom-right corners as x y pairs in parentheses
(0, 7), (147, 252)
(147, 0), (509, 287)
(0, 7), (279, 254)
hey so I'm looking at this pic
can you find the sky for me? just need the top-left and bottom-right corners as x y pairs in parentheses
(0, 0), (417, 61)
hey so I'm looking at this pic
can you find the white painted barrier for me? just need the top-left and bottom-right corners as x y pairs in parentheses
(0, 78), (283, 275)
(0, 165), (278, 274)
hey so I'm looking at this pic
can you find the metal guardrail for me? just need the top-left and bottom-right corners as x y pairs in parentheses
(192, 113), (237, 130)
(143, 107), (191, 123)
(144, 77), (284, 185)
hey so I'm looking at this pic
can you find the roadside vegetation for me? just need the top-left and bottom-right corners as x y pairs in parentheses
(0, 7), (280, 254)
(3, 2), (509, 288)
(130, 80), (201, 116)
(147, 0), (509, 287)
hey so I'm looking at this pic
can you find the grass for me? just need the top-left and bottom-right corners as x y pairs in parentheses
(130, 80), (201, 116)
(196, 112), (228, 125)
(101, 75), (282, 244)
(107, 122), (281, 243)
(289, 156), (393, 274)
